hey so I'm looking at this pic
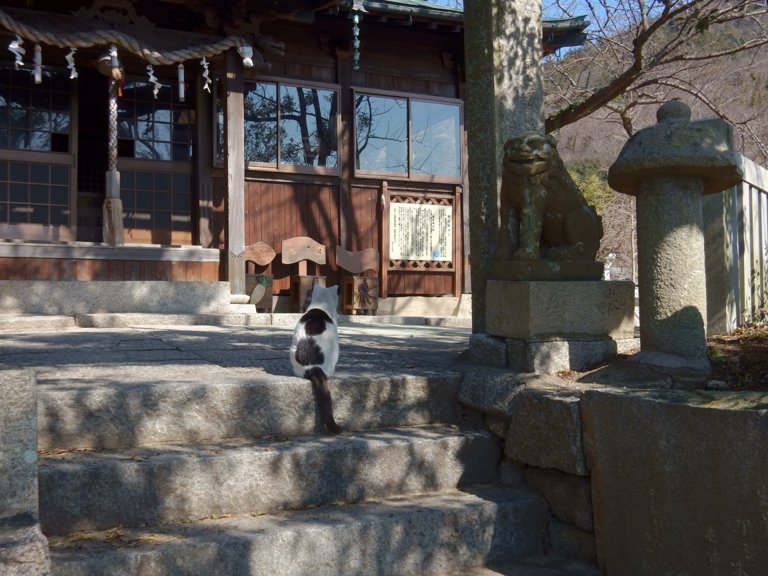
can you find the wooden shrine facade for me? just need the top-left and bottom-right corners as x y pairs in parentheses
(0, 0), (588, 302)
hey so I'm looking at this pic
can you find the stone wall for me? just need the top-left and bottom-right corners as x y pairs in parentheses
(582, 389), (768, 575)
(459, 369), (768, 573)
(0, 370), (50, 576)
(459, 369), (598, 563)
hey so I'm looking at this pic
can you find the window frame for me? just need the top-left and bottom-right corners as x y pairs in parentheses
(0, 61), (76, 240)
(352, 87), (464, 184)
(117, 74), (195, 163)
(241, 76), (341, 176)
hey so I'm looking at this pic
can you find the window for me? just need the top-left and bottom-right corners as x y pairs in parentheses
(355, 93), (461, 180)
(120, 169), (191, 244)
(117, 79), (194, 162)
(0, 66), (72, 230)
(242, 81), (338, 171)
(0, 66), (70, 152)
(115, 77), (193, 244)
(0, 160), (70, 226)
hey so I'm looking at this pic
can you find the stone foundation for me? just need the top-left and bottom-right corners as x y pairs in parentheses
(478, 279), (634, 373)
(0, 281), (231, 315)
(458, 368), (768, 573)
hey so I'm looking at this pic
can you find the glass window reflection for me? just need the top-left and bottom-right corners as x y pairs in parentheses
(280, 86), (337, 168)
(354, 95), (407, 174)
(410, 100), (461, 178)
(0, 67), (70, 152)
(117, 79), (193, 162)
(243, 81), (338, 171)
(244, 82), (277, 164)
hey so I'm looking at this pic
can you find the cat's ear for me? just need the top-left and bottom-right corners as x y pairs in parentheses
(329, 285), (338, 294)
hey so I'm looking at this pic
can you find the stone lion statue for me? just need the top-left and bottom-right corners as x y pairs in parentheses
(494, 131), (603, 262)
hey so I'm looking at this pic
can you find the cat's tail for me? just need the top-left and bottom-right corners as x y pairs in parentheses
(304, 367), (342, 434)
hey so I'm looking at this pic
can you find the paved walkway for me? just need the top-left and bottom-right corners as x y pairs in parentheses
(0, 316), (473, 383)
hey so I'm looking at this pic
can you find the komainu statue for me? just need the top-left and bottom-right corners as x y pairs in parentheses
(494, 131), (603, 263)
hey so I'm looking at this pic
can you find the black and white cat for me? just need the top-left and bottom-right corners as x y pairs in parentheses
(290, 284), (342, 434)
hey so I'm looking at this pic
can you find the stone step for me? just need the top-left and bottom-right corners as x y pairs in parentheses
(459, 556), (601, 575)
(47, 485), (548, 576)
(38, 371), (461, 451)
(39, 425), (499, 536)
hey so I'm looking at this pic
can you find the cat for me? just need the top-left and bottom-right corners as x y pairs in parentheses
(290, 284), (342, 434)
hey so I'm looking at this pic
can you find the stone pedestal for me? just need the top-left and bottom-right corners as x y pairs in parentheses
(475, 280), (635, 373)
(0, 370), (51, 576)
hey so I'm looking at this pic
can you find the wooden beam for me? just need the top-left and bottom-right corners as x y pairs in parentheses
(225, 49), (246, 294)
(195, 70), (214, 249)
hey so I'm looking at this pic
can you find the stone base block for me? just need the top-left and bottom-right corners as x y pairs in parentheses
(468, 332), (617, 374)
(486, 279), (635, 340)
(509, 336), (617, 374)
(491, 260), (603, 281)
(468, 333), (508, 368)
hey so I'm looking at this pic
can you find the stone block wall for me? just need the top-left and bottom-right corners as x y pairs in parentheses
(460, 367), (768, 574)
(459, 369), (598, 563)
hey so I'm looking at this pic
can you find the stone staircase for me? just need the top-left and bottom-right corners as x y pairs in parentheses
(27, 327), (600, 575)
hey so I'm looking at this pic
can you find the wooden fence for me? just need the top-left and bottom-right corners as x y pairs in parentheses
(705, 153), (768, 333)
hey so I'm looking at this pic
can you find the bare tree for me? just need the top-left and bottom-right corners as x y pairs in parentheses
(543, 0), (768, 161)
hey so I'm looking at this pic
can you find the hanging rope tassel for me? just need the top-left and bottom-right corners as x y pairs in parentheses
(9, 35), (24, 69)
(178, 62), (185, 102)
(33, 44), (41, 84)
(201, 57), (211, 92)
(147, 64), (160, 99)
(65, 47), (78, 79)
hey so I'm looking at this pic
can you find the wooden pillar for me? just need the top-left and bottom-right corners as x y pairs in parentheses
(337, 48), (354, 249)
(103, 61), (124, 246)
(195, 69), (214, 248)
(225, 49), (245, 294)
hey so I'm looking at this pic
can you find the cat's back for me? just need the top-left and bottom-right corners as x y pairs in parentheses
(290, 308), (338, 377)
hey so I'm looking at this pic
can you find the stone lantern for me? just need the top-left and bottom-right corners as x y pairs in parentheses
(608, 100), (742, 372)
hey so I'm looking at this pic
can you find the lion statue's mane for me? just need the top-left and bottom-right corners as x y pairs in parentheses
(494, 131), (603, 263)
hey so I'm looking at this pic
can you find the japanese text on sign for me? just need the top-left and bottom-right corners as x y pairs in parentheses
(389, 202), (452, 261)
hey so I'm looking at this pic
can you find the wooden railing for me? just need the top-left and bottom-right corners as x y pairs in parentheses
(706, 153), (768, 332)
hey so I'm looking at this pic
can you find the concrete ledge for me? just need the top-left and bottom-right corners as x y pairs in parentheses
(0, 281), (231, 315)
(0, 242), (220, 262)
(0, 315), (76, 332)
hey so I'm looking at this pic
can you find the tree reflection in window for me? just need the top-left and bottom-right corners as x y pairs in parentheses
(243, 82), (277, 163)
(355, 94), (407, 174)
(411, 100), (461, 178)
(117, 80), (193, 162)
(0, 67), (70, 152)
(355, 94), (461, 179)
(244, 82), (338, 169)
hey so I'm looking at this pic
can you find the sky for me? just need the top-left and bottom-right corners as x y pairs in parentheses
(426, 0), (581, 19)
